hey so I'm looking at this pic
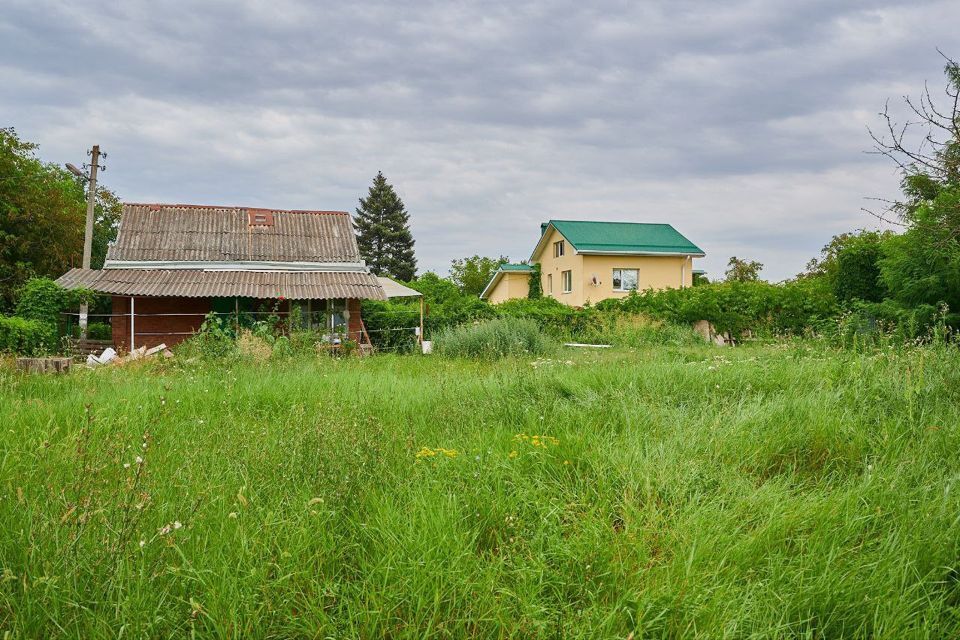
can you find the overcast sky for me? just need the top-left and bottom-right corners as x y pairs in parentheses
(2, 1), (957, 280)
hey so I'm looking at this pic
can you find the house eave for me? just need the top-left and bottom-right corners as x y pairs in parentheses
(479, 271), (504, 300)
(576, 250), (706, 258)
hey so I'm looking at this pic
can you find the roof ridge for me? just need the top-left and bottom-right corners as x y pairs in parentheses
(550, 219), (674, 226)
(125, 203), (349, 215)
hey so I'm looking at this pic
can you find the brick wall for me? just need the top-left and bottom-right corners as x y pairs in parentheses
(347, 298), (364, 343)
(112, 296), (211, 352)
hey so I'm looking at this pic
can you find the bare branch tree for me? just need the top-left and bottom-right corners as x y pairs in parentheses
(866, 52), (960, 227)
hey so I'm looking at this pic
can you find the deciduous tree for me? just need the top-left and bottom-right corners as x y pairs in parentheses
(724, 256), (763, 282)
(0, 129), (123, 310)
(449, 255), (508, 297)
(0, 128), (83, 310)
(868, 52), (960, 314)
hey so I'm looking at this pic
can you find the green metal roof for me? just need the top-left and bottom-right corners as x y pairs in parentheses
(543, 220), (704, 256)
(479, 263), (532, 299)
(499, 263), (533, 272)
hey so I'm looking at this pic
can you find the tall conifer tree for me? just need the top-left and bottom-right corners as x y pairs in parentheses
(354, 172), (417, 281)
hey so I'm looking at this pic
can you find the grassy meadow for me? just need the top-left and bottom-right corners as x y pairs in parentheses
(2, 337), (960, 637)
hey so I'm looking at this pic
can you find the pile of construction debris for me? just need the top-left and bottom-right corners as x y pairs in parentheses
(86, 343), (173, 367)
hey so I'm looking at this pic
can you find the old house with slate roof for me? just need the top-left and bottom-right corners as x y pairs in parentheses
(56, 203), (386, 351)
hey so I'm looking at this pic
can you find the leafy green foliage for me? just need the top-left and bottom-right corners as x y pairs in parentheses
(14, 277), (94, 325)
(0, 129), (122, 311)
(0, 315), (56, 355)
(434, 317), (553, 358)
(805, 230), (891, 303)
(354, 171), (417, 281)
(601, 279), (838, 338)
(90, 186), (122, 270)
(867, 54), (960, 320)
(835, 300), (950, 346)
(0, 128), (84, 310)
(724, 256), (763, 282)
(0, 277), (97, 354)
(879, 184), (960, 312)
(527, 263), (542, 299)
(70, 321), (112, 341)
(449, 255), (508, 297)
(184, 313), (238, 359)
(409, 271), (461, 303)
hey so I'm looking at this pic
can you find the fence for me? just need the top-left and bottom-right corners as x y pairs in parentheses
(60, 311), (421, 354)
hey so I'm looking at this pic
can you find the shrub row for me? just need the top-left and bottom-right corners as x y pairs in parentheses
(597, 279), (838, 338)
(0, 316), (57, 356)
(363, 278), (840, 348)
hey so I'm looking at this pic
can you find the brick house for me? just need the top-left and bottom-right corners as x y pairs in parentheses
(56, 203), (387, 351)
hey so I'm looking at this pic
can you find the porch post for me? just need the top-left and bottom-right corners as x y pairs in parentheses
(419, 297), (425, 345)
(129, 296), (135, 351)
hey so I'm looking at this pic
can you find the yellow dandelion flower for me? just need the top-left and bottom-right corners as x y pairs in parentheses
(415, 447), (437, 460)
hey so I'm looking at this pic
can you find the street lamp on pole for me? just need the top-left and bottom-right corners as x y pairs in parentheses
(66, 146), (105, 335)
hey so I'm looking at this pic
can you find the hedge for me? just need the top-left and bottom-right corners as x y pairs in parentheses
(0, 316), (57, 355)
(599, 279), (839, 337)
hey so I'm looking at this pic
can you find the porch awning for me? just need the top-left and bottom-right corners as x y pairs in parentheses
(375, 277), (422, 298)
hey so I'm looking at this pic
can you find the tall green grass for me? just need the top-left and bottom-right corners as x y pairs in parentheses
(1, 340), (960, 637)
(434, 317), (553, 358)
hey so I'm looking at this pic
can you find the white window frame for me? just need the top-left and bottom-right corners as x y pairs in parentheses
(612, 268), (639, 292)
(547, 273), (553, 294)
(553, 240), (565, 258)
(561, 270), (573, 293)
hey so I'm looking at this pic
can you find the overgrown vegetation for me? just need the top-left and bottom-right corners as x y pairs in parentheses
(434, 317), (553, 358)
(0, 278), (98, 355)
(0, 128), (121, 311)
(3, 337), (960, 636)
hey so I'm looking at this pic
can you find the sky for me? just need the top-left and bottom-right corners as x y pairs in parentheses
(2, 1), (958, 281)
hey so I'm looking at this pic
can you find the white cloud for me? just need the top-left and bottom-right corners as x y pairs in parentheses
(0, 0), (955, 280)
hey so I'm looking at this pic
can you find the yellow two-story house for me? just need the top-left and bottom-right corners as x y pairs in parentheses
(481, 220), (705, 306)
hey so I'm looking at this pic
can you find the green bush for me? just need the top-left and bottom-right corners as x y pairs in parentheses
(181, 313), (238, 359)
(434, 317), (553, 359)
(576, 313), (705, 347)
(15, 277), (95, 325)
(70, 321), (112, 340)
(603, 279), (838, 339)
(833, 300), (956, 347)
(0, 315), (57, 355)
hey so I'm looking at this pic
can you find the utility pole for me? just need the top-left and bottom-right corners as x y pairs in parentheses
(78, 145), (101, 335)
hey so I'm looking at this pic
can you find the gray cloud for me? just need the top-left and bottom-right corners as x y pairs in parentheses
(2, 0), (957, 280)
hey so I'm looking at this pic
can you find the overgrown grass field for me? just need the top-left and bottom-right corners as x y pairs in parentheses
(2, 340), (960, 637)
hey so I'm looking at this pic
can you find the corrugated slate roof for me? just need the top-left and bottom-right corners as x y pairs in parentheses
(107, 204), (361, 263)
(537, 220), (704, 257)
(56, 268), (386, 300)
